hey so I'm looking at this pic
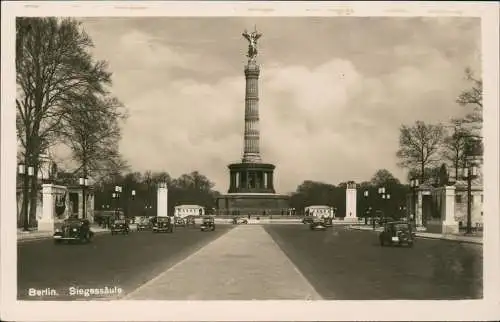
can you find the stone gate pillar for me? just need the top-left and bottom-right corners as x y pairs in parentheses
(345, 181), (357, 222)
(157, 182), (169, 217)
(442, 185), (458, 234)
(39, 184), (69, 232)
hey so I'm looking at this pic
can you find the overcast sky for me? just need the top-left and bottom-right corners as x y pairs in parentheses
(75, 17), (480, 194)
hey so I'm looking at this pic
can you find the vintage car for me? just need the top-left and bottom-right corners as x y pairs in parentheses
(185, 215), (196, 227)
(152, 216), (174, 233)
(323, 216), (333, 227)
(175, 216), (186, 227)
(53, 217), (94, 244)
(232, 217), (248, 224)
(136, 217), (152, 231)
(302, 216), (314, 224)
(200, 216), (216, 231)
(111, 219), (130, 235)
(379, 221), (415, 247)
(310, 216), (328, 231)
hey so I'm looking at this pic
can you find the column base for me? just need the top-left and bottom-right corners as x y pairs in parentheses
(37, 220), (55, 233)
(442, 221), (459, 234)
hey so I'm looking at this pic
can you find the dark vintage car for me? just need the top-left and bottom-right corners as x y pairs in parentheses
(232, 217), (248, 224)
(152, 216), (174, 233)
(200, 216), (216, 231)
(53, 217), (94, 244)
(379, 221), (415, 247)
(111, 219), (130, 235)
(310, 216), (328, 231)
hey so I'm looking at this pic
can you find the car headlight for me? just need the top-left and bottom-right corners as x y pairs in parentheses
(72, 228), (77, 232)
(55, 228), (61, 232)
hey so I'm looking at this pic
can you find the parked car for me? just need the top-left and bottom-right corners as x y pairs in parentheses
(175, 217), (186, 227)
(136, 217), (152, 231)
(302, 216), (314, 224)
(53, 217), (94, 244)
(152, 216), (174, 233)
(379, 221), (415, 247)
(111, 219), (130, 235)
(200, 216), (216, 231)
(232, 217), (248, 224)
(185, 215), (196, 227)
(323, 216), (333, 227)
(309, 217), (327, 231)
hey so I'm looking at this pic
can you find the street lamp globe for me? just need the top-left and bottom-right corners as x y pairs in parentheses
(386, 194), (391, 200)
(18, 164), (25, 175)
(27, 166), (34, 176)
(364, 190), (369, 197)
(132, 190), (136, 196)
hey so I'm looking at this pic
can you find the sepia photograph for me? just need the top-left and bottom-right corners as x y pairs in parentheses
(1, 1), (499, 321)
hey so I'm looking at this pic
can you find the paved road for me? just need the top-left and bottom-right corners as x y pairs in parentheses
(264, 224), (483, 300)
(18, 225), (232, 300)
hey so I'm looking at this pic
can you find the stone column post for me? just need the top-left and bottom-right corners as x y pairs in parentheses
(416, 190), (423, 227)
(442, 185), (458, 234)
(157, 183), (169, 217)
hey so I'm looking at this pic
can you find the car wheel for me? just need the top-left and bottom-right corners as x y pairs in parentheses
(54, 239), (61, 245)
(380, 238), (384, 246)
(408, 242), (414, 248)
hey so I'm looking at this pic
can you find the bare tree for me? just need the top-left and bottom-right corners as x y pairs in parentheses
(396, 121), (444, 182)
(59, 90), (128, 182)
(16, 17), (112, 228)
(457, 68), (482, 132)
(442, 119), (473, 181)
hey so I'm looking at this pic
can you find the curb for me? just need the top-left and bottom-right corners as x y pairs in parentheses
(349, 226), (483, 245)
(415, 235), (483, 245)
(17, 230), (110, 244)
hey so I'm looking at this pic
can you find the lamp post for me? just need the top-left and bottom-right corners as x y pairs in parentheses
(383, 193), (391, 218)
(129, 189), (136, 218)
(399, 205), (407, 221)
(113, 185), (122, 218)
(378, 187), (391, 221)
(79, 177), (89, 219)
(363, 190), (369, 225)
(463, 161), (478, 235)
(409, 178), (419, 226)
(18, 164), (35, 231)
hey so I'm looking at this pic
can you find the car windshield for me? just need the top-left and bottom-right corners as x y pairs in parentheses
(157, 217), (170, 222)
(115, 220), (126, 224)
(64, 218), (82, 225)
(203, 217), (214, 222)
(391, 223), (410, 230)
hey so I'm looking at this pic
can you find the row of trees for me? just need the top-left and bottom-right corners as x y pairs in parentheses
(92, 171), (220, 217)
(396, 68), (483, 185)
(16, 18), (128, 228)
(289, 169), (409, 218)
